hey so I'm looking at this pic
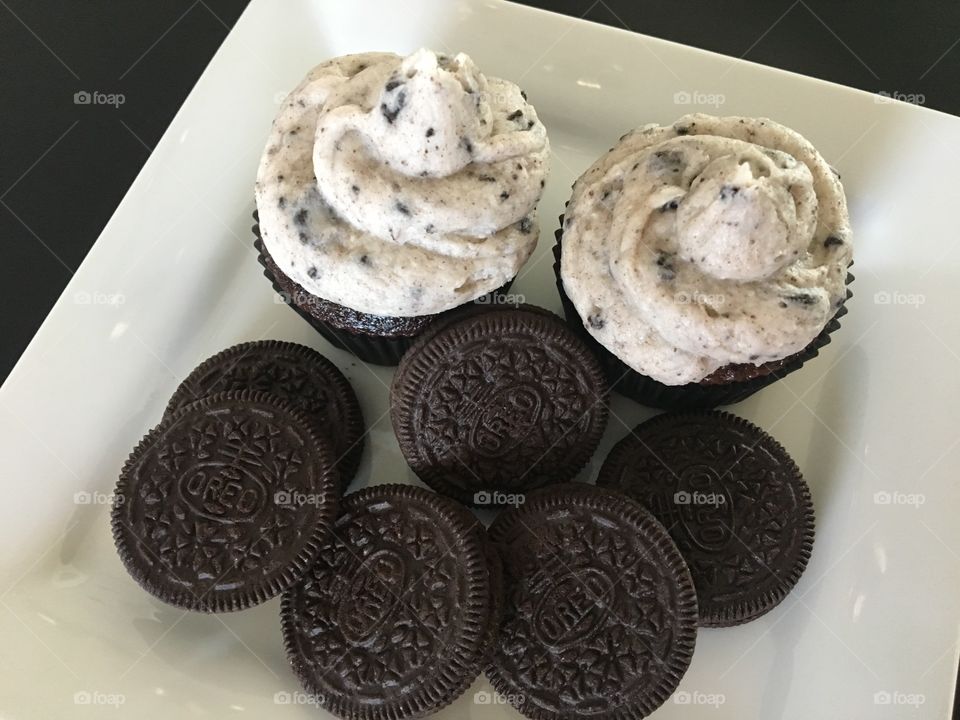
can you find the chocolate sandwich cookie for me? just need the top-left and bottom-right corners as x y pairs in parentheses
(391, 306), (609, 507)
(112, 391), (339, 612)
(281, 484), (500, 719)
(486, 484), (698, 720)
(597, 411), (815, 627)
(166, 341), (365, 490)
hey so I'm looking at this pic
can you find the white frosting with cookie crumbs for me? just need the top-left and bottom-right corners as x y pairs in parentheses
(255, 50), (549, 317)
(561, 114), (852, 385)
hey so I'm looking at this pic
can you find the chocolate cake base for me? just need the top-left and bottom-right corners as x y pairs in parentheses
(253, 211), (512, 366)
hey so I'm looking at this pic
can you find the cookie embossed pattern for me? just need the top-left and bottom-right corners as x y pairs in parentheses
(281, 485), (500, 719)
(165, 340), (365, 489)
(598, 412), (815, 627)
(112, 391), (340, 612)
(487, 485), (699, 719)
(391, 307), (609, 507)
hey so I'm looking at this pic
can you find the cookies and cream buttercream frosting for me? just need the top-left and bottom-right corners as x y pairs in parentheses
(560, 114), (852, 385)
(255, 49), (549, 317)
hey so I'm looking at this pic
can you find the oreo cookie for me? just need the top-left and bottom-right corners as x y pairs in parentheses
(391, 306), (609, 507)
(486, 484), (698, 720)
(112, 391), (339, 612)
(281, 484), (500, 719)
(166, 341), (365, 489)
(597, 411), (815, 627)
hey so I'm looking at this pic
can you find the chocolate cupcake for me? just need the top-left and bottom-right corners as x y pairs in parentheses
(281, 484), (500, 719)
(255, 49), (550, 365)
(556, 114), (853, 409)
(390, 305), (609, 507)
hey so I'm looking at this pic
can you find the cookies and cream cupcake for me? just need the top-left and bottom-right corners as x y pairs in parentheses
(254, 49), (550, 364)
(555, 114), (853, 409)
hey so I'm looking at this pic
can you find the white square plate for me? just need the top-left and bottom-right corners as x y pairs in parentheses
(2, 0), (959, 717)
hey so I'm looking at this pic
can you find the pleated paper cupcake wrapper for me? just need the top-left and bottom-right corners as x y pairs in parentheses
(553, 216), (854, 411)
(252, 210), (512, 366)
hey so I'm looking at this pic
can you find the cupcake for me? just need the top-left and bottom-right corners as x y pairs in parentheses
(556, 114), (853, 410)
(254, 49), (550, 365)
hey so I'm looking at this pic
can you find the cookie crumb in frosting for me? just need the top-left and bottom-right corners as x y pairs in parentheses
(255, 49), (550, 317)
(784, 292), (817, 306)
(380, 87), (407, 124)
(560, 115), (852, 384)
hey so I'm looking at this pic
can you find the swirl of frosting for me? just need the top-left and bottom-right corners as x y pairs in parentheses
(561, 114), (852, 385)
(255, 50), (549, 317)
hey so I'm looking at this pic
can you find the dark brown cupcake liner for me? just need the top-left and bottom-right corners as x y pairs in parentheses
(553, 216), (854, 410)
(253, 210), (513, 366)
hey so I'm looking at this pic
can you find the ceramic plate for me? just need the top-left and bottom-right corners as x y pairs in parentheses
(1, 0), (958, 717)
